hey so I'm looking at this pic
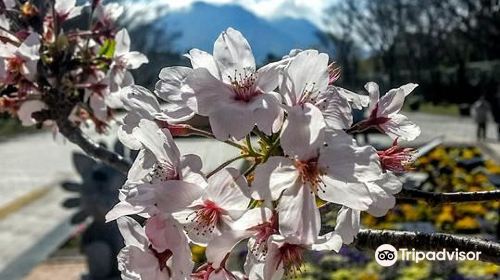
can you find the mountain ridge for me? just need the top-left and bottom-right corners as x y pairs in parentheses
(127, 2), (323, 63)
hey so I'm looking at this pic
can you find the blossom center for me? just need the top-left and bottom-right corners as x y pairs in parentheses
(6, 56), (24, 83)
(149, 161), (179, 183)
(378, 144), (415, 172)
(297, 82), (319, 105)
(277, 243), (305, 277)
(295, 158), (326, 194)
(247, 214), (278, 259)
(185, 200), (223, 236)
(367, 103), (391, 126)
(228, 70), (261, 102)
(192, 263), (238, 280)
(149, 246), (173, 276)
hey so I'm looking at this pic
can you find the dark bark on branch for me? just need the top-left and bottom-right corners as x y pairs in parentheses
(354, 229), (500, 264)
(396, 188), (500, 205)
(56, 118), (131, 174)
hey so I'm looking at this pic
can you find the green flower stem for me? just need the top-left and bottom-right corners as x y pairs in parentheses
(188, 127), (247, 150)
(206, 154), (252, 178)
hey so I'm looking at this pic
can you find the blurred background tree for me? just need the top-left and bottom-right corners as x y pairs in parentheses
(326, 0), (500, 110)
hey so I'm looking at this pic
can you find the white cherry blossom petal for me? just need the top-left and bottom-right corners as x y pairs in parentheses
(318, 175), (372, 211)
(185, 67), (234, 115)
(122, 51), (148, 69)
(131, 119), (181, 166)
(280, 103), (325, 159)
(205, 168), (250, 212)
(310, 231), (343, 251)
(208, 101), (255, 140)
(17, 100), (47, 126)
(117, 216), (148, 248)
(206, 230), (253, 269)
(277, 186), (321, 244)
(377, 88), (405, 117)
(184, 48), (220, 79)
(335, 207), (360, 244)
(379, 114), (421, 141)
(281, 50), (329, 106)
(213, 27), (256, 82)
(251, 156), (299, 201)
(115, 28), (131, 56)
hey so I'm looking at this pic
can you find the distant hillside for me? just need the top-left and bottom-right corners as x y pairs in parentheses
(123, 2), (324, 64)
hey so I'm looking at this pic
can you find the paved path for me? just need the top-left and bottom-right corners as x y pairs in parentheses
(405, 112), (498, 144)
(367, 112), (500, 148)
(0, 187), (76, 280)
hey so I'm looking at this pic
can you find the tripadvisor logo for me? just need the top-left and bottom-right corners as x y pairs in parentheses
(375, 244), (398, 267)
(374, 244), (482, 267)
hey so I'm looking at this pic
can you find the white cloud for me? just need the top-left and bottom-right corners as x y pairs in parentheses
(162, 0), (335, 28)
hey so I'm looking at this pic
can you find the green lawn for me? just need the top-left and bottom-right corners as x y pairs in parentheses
(404, 102), (460, 116)
(0, 117), (39, 141)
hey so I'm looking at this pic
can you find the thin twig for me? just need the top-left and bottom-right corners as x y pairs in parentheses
(396, 188), (500, 205)
(206, 154), (250, 178)
(188, 127), (246, 150)
(353, 229), (500, 264)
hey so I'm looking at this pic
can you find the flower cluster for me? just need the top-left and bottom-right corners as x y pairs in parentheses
(0, 0), (147, 132)
(107, 28), (421, 279)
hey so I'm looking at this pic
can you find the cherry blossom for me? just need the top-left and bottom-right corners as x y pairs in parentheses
(278, 50), (370, 156)
(377, 138), (416, 172)
(0, 33), (40, 84)
(356, 82), (421, 140)
(184, 27), (286, 140)
(94, 2), (124, 29)
(0, 7), (430, 276)
(154, 66), (199, 123)
(205, 207), (275, 268)
(173, 168), (251, 245)
(278, 50), (329, 156)
(122, 118), (204, 185)
(108, 29), (148, 97)
(106, 119), (206, 221)
(117, 216), (193, 280)
(251, 131), (383, 244)
(117, 86), (169, 150)
(54, 0), (84, 22)
(318, 86), (369, 130)
(258, 233), (342, 279)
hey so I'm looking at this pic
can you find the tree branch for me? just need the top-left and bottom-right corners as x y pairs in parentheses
(56, 118), (131, 174)
(396, 188), (500, 205)
(354, 229), (500, 264)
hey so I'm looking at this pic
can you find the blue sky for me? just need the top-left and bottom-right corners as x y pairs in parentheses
(120, 0), (337, 29)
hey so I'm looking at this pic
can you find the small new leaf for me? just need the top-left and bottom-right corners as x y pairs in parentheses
(98, 39), (116, 59)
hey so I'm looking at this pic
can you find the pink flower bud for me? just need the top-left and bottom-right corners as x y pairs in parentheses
(377, 139), (415, 173)
(156, 121), (193, 137)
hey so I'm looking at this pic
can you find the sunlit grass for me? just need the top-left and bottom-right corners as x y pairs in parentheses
(404, 102), (460, 116)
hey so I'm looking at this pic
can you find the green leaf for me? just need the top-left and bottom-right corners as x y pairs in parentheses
(98, 39), (116, 58)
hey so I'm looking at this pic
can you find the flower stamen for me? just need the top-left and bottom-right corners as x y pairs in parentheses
(148, 161), (179, 183)
(228, 69), (261, 102)
(295, 157), (327, 194)
(184, 200), (223, 236)
(277, 243), (305, 278)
